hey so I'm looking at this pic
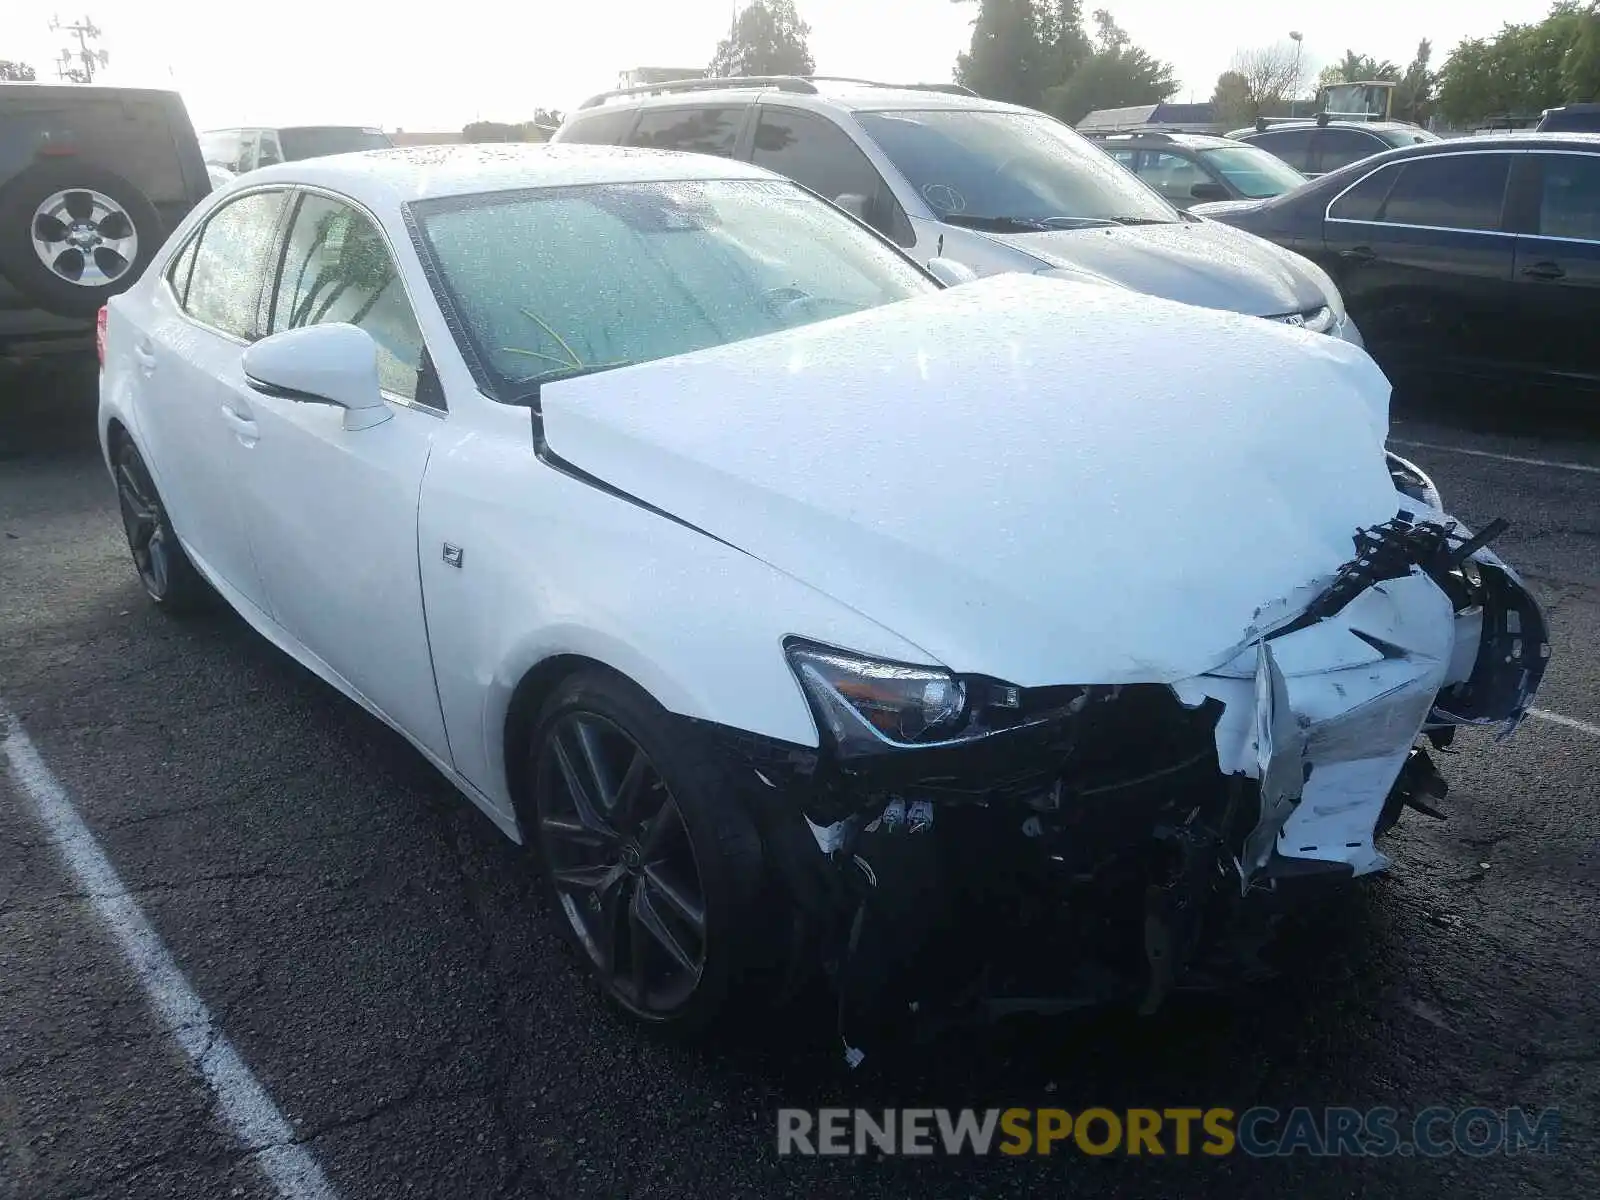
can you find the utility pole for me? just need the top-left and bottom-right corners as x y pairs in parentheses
(1289, 30), (1304, 110)
(49, 14), (108, 84)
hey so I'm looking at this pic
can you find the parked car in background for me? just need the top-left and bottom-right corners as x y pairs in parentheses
(553, 76), (1361, 341)
(1193, 134), (1600, 395)
(198, 126), (392, 176)
(1537, 103), (1600, 133)
(1088, 131), (1308, 208)
(99, 143), (1546, 1053)
(1228, 118), (1438, 178)
(1, 83), (209, 363)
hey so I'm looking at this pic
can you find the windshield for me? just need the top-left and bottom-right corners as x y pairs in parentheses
(1197, 145), (1306, 199)
(856, 109), (1178, 230)
(411, 178), (935, 402)
(278, 127), (393, 160)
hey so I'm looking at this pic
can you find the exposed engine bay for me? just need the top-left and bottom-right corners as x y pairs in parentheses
(699, 502), (1550, 1067)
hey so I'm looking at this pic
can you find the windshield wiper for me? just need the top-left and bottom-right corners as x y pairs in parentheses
(938, 213), (1056, 233)
(505, 360), (636, 406)
(1108, 216), (1177, 226)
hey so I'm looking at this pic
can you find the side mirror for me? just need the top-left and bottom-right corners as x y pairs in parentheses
(926, 257), (979, 287)
(1190, 181), (1230, 202)
(832, 192), (870, 221)
(242, 323), (392, 430)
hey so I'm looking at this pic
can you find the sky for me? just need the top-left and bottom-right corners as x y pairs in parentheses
(0, 1), (1562, 132)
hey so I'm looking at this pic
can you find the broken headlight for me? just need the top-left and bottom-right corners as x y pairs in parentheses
(1385, 450), (1442, 510)
(785, 641), (970, 755)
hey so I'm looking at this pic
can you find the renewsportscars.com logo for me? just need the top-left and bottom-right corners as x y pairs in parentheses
(776, 1106), (1561, 1158)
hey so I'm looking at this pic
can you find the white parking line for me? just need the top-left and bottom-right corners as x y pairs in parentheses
(1530, 707), (1600, 738)
(1389, 439), (1600, 476)
(1, 711), (338, 1200)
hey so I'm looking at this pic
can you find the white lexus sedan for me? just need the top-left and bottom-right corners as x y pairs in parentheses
(99, 145), (1548, 1059)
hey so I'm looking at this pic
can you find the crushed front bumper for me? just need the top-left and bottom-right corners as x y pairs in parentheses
(696, 514), (1549, 1062)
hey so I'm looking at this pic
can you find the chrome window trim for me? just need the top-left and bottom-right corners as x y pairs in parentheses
(1323, 147), (1527, 232)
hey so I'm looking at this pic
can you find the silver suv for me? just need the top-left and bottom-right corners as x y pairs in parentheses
(553, 76), (1361, 342)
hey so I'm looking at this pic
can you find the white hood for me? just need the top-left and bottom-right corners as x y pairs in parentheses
(539, 274), (1400, 686)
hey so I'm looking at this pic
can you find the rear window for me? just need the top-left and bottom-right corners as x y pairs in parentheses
(278, 127), (392, 160)
(557, 108), (638, 146)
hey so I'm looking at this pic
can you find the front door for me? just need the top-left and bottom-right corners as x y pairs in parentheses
(228, 189), (451, 761)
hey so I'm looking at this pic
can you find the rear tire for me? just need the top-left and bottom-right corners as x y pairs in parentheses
(526, 669), (768, 1033)
(0, 163), (163, 318)
(113, 438), (208, 613)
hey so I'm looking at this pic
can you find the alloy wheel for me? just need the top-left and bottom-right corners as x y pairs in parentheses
(30, 188), (139, 287)
(535, 711), (708, 1018)
(115, 453), (170, 599)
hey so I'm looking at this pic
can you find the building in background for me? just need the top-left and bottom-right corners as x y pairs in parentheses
(618, 67), (705, 90)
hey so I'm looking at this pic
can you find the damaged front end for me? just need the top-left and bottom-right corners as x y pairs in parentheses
(703, 512), (1548, 1066)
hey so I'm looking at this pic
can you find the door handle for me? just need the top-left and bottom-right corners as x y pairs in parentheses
(1521, 261), (1565, 281)
(219, 403), (258, 443)
(1339, 246), (1376, 263)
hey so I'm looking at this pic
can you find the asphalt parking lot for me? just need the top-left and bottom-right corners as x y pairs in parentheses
(1, 365), (1596, 1199)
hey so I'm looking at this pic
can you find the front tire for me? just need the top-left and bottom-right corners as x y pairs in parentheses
(527, 670), (766, 1032)
(113, 438), (208, 613)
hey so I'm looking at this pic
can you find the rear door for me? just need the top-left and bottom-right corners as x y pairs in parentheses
(1507, 150), (1600, 389)
(130, 187), (289, 616)
(1322, 151), (1518, 378)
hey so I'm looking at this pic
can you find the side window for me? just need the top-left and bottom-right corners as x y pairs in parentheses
(1246, 128), (1314, 172)
(166, 236), (200, 305)
(271, 193), (426, 403)
(1124, 150), (1204, 203)
(558, 107), (637, 146)
(1378, 154), (1510, 232)
(199, 131), (238, 170)
(257, 132), (284, 168)
(182, 190), (288, 338)
(1536, 153), (1600, 241)
(629, 106), (745, 156)
(751, 108), (910, 245)
(1329, 164), (1400, 222)
(1314, 128), (1385, 174)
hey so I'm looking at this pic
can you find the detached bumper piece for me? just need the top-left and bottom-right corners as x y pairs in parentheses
(708, 516), (1549, 1067)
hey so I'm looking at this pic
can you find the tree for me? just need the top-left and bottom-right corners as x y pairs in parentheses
(1394, 39), (1435, 122)
(954, 0), (1049, 107)
(0, 59), (36, 81)
(1229, 41), (1303, 121)
(1562, 1), (1600, 99)
(1437, 1), (1589, 123)
(1041, 9), (1177, 123)
(708, 0), (815, 78)
(1210, 69), (1254, 128)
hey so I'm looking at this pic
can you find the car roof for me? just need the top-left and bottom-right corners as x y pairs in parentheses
(575, 78), (1040, 119)
(1090, 132), (1236, 150)
(240, 143), (779, 206)
(1228, 120), (1418, 137)
(1391, 131), (1600, 153)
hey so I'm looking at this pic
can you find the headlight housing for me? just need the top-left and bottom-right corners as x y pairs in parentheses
(785, 641), (971, 755)
(1386, 450), (1443, 510)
